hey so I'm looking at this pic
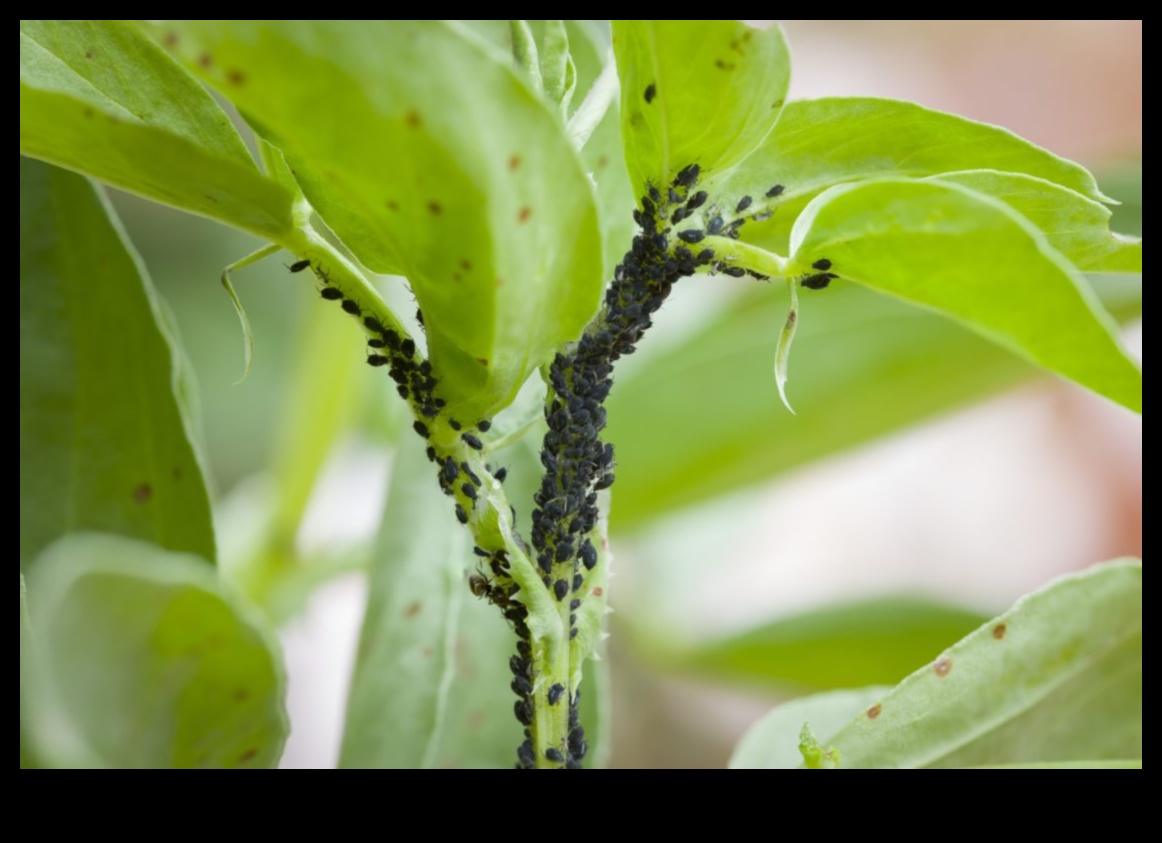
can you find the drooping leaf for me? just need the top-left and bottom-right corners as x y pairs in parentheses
(928, 170), (1141, 273)
(787, 179), (1140, 412)
(716, 97), (1115, 255)
(163, 20), (604, 420)
(19, 21), (295, 241)
(25, 533), (287, 769)
(19, 158), (215, 570)
(604, 275), (1140, 530)
(731, 560), (1141, 768)
(340, 435), (522, 769)
(666, 597), (989, 692)
(612, 20), (791, 197)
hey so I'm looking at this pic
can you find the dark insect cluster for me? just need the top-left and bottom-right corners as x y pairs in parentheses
(801, 257), (837, 290)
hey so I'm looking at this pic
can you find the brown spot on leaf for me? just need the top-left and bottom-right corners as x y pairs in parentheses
(508, 154), (521, 171)
(934, 656), (952, 677)
(459, 259), (472, 271)
(992, 623), (1007, 640)
(867, 703), (882, 719)
(452, 273), (462, 282)
(172, 467), (182, 481)
(163, 32), (179, 48)
(238, 748), (258, 764)
(226, 68), (246, 86)
(476, 358), (489, 367)
(466, 711), (486, 732)
(406, 110), (422, 128)
(715, 59), (736, 71)
(386, 199), (399, 211)
(82, 107), (94, 118)
(84, 50), (94, 59)
(233, 688), (249, 702)
(517, 207), (531, 223)
(597, 155), (609, 169)
(772, 98), (785, 111)
(404, 601), (421, 618)
(428, 201), (443, 215)
(592, 587), (604, 597)
(421, 646), (433, 658)
(133, 483), (152, 504)
(198, 52), (213, 68)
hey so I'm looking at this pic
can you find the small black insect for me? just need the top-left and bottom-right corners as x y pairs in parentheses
(341, 299), (361, 316)
(686, 190), (708, 210)
(801, 272), (836, 290)
(494, 467), (508, 483)
(569, 599), (581, 611)
(425, 446), (437, 462)
(448, 419), (462, 431)
(514, 701), (532, 726)
(468, 572), (491, 599)
(697, 249), (715, 263)
(644, 83), (657, 103)
(477, 420), (492, 432)
(670, 207), (689, 224)
(812, 258), (832, 271)
(461, 482), (477, 500)
(319, 287), (344, 300)
(677, 229), (705, 244)
(579, 542), (597, 570)
(517, 640), (532, 660)
(673, 163), (700, 188)
(545, 748), (564, 763)
(363, 316), (385, 333)
(455, 504), (469, 524)
(573, 573), (584, 591)
(765, 184), (785, 198)
(472, 544), (489, 557)
(668, 187), (682, 204)
(401, 338), (416, 357)
(569, 628), (578, 639)
(547, 683), (565, 705)
(736, 196), (753, 213)
(289, 259), (311, 273)
(648, 184), (662, 204)
(368, 338), (386, 349)
(415, 309), (424, 327)
(511, 675), (532, 696)
(722, 266), (746, 278)
(413, 421), (430, 438)
(462, 433), (484, 451)
(396, 385), (409, 399)
(707, 215), (724, 235)
(367, 354), (389, 367)
(554, 579), (569, 601)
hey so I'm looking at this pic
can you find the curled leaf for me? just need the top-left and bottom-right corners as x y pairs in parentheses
(774, 279), (799, 414)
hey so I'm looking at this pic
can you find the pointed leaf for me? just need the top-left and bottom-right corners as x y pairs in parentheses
(719, 97), (1114, 254)
(789, 179), (1140, 411)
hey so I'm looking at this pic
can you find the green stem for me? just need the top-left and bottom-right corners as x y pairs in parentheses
(509, 21), (542, 92)
(703, 235), (790, 278)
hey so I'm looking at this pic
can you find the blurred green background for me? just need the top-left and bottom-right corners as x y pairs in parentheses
(110, 19), (1141, 768)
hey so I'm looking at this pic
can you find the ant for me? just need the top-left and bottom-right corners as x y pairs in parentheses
(468, 570), (510, 609)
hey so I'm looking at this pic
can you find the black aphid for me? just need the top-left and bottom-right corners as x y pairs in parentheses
(413, 421), (429, 438)
(677, 229), (705, 244)
(554, 579), (569, 601)
(707, 215), (724, 235)
(455, 504), (468, 524)
(801, 272), (835, 290)
(686, 190), (708, 210)
(477, 420), (492, 432)
(462, 433), (484, 450)
(547, 684), (565, 705)
(341, 299), (361, 316)
(461, 483), (477, 500)
(812, 258), (832, 271)
(736, 196), (753, 213)
(364, 316), (385, 333)
(289, 259), (311, 273)
(367, 355), (389, 367)
(472, 545), (489, 557)
(545, 748), (564, 763)
(401, 338), (416, 357)
(320, 287), (344, 300)
(673, 163), (700, 188)
(644, 83), (657, 103)
(765, 184), (785, 198)
(494, 467), (508, 483)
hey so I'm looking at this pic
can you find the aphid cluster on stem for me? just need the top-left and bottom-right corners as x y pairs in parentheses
(801, 257), (838, 290)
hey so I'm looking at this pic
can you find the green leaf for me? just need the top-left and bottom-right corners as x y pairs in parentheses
(719, 97), (1114, 255)
(20, 21), (295, 241)
(735, 560), (1141, 769)
(613, 20), (791, 196)
(787, 179), (1141, 412)
(25, 533), (287, 768)
(165, 20), (605, 420)
(929, 171), (1141, 273)
(730, 687), (888, 769)
(340, 436), (522, 768)
(609, 275), (1140, 530)
(20, 158), (215, 570)
(666, 597), (989, 692)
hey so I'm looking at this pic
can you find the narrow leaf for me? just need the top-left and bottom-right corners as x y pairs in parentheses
(773, 280), (799, 413)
